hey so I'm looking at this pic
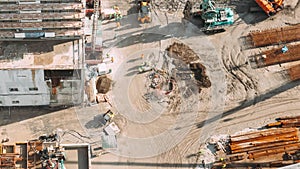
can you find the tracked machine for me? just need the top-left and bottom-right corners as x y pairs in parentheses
(137, 0), (151, 23)
(183, 0), (234, 33)
(255, 0), (284, 16)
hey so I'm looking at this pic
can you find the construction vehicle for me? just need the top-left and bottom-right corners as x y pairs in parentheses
(103, 110), (115, 124)
(255, 0), (284, 16)
(183, 0), (234, 32)
(137, 0), (151, 23)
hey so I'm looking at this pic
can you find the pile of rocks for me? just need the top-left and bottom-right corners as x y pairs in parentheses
(152, 0), (188, 12)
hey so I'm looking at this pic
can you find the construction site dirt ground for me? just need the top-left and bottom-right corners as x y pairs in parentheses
(0, 0), (300, 168)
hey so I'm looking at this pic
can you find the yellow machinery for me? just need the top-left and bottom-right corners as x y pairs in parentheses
(137, 0), (151, 23)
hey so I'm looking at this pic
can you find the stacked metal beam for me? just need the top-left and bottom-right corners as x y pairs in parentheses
(229, 128), (300, 160)
(248, 25), (300, 47)
(0, 0), (85, 39)
(267, 116), (300, 128)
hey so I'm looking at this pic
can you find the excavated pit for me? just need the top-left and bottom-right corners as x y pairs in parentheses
(166, 42), (211, 92)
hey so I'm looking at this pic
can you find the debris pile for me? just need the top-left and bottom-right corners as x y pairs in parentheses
(149, 72), (165, 89)
(166, 42), (199, 62)
(138, 54), (180, 107)
(144, 69), (177, 102)
(197, 134), (230, 169)
(152, 0), (187, 12)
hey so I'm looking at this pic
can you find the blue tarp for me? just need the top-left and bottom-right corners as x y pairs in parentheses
(282, 45), (288, 53)
(24, 32), (45, 38)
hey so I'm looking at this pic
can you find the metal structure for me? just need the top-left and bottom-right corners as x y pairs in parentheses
(85, 0), (102, 60)
(92, 0), (100, 53)
(267, 115), (300, 128)
(228, 127), (300, 162)
(211, 116), (300, 168)
(183, 0), (234, 32)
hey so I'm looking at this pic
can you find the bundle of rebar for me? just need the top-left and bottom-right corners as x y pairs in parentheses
(255, 44), (300, 68)
(230, 128), (299, 154)
(248, 25), (300, 47)
(267, 115), (300, 128)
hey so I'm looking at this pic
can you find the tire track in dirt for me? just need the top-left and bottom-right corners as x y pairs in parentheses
(219, 98), (300, 132)
(156, 127), (202, 169)
(221, 45), (250, 100)
(220, 22), (259, 104)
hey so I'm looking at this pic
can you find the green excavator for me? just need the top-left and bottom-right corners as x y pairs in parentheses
(183, 0), (234, 33)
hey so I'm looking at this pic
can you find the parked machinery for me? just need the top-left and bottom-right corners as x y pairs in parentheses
(183, 0), (234, 33)
(255, 0), (284, 16)
(137, 0), (151, 23)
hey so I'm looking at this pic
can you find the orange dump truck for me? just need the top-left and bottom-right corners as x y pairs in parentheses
(255, 0), (284, 16)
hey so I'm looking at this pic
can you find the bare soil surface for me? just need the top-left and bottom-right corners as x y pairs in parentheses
(1, 0), (299, 169)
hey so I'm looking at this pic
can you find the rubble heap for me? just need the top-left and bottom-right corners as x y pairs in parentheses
(152, 0), (187, 12)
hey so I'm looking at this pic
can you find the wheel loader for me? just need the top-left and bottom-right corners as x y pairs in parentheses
(137, 0), (151, 23)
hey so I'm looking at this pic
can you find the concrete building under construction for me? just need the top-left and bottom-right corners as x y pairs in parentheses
(0, 0), (86, 106)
